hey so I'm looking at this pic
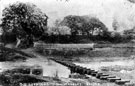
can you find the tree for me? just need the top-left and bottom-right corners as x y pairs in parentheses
(123, 28), (134, 40)
(83, 17), (108, 36)
(1, 2), (48, 47)
(1, 32), (17, 45)
(112, 18), (119, 31)
(54, 19), (61, 27)
(60, 15), (108, 37)
(60, 15), (84, 36)
(51, 19), (71, 35)
(50, 26), (71, 35)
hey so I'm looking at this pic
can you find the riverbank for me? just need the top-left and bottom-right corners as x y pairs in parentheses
(0, 47), (120, 86)
(1, 43), (135, 86)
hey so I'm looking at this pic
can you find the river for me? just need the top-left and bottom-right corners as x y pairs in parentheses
(0, 57), (71, 78)
(75, 60), (135, 71)
(0, 55), (135, 78)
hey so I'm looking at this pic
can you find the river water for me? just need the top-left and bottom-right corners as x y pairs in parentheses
(0, 56), (135, 78)
(75, 60), (135, 71)
(0, 57), (71, 78)
(0, 46), (135, 78)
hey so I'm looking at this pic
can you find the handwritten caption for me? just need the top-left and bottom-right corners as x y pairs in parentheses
(20, 82), (101, 86)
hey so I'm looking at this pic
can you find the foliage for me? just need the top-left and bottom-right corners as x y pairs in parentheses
(49, 26), (71, 35)
(50, 19), (71, 35)
(60, 15), (85, 36)
(1, 2), (48, 39)
(112, 18), (119, 31)
(60, 15), (108, 36)
(123, 29), (134, 41)
(1, 31), (17, 44)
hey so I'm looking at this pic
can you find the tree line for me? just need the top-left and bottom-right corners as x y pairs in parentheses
(0, 2), (134, 48)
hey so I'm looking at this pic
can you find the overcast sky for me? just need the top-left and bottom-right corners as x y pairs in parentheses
(1, 0), (135, 32)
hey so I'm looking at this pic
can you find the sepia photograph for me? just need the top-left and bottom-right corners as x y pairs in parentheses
(0, 0), (135, 86)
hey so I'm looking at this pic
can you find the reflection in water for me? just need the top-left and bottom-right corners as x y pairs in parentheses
(0, 58), (71, 78)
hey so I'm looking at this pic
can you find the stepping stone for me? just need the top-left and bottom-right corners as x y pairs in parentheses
(74, 67), (78, 72)
(100, 74), (109, 76)
(115, 80), (130, 85)
(91, 72), (97, 76)
(97, 74), (109, 79)
(83, 67), (87, 69)
(67, 64), (71, 67)
(69, 64), (75, 67)
(91, 70), (98, 73)
(106, 76), (116, 78)
(100, 76), (116, 80)
(125, 82), (134, 86)
(91, 71), (98, 76)
(100, 76), (108, 80)
(86, 69), (91, 74)
(81, 69), (88, 74)
(76, 67), (84, 74)
(96, 73), (103, 78)
(75, 66), (83, 71)
(86, 69), (94, 75)
(107, 78), (121, 82)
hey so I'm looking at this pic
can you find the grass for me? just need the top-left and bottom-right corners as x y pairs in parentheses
(34, 43), (94, 56)
(33, 43), (135, 64)
(0, 52), (27, 62)
(35, 46), (89, 56)
(34, 43), (135, 59)
(0, 46), (35, 62)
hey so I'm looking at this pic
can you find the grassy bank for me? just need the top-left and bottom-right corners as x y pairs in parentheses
(0, 47), (35, 62)
(34, 43), (135, 62)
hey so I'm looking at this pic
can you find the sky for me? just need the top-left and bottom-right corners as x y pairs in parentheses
(0, 0), (135, 32)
